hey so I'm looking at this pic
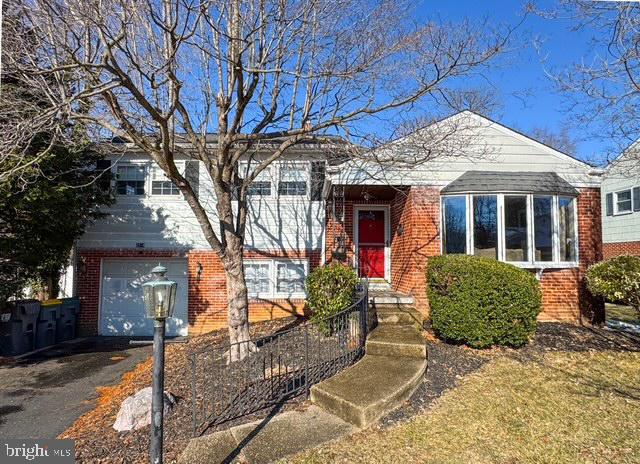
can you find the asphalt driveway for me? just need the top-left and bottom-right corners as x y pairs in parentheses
(0, 337), (152, 439)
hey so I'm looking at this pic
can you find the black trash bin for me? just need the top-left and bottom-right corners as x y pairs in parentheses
(36, 300), (60, 349)
(0, 300), (40, 356)
(56, 297), (80, 343)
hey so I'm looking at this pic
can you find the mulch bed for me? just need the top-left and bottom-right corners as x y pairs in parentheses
(380, 322), (640, 427)
(60, 317), (306, 464)
(63, 320), (640, 463)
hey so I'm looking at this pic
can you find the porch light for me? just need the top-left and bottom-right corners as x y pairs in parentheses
(142, 265), (177, 320)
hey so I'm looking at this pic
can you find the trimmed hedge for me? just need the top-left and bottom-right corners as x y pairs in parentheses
(586, 255), (640, 313)
(306, 263), (358, 333)
(427, 255), (542, 348)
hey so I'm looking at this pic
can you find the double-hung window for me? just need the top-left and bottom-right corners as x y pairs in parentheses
(278, 164), (308, 196)
(276, 261), (306, 295)
(151, 163), (181, 196)
(243, 259), (308, 298)
(116, 164), (146, 196)
(245, 262), (271, 297)
(615, 189), (632, 214)
(247, 166), (272, 196)
(441, 193), (578, 266)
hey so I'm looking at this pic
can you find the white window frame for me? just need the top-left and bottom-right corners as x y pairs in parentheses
(242, 163), (273, 197)
(150, 161), (184, 198)
(115, 162), (147, 196)
(274, 259), (308, 298)
(440, 193), (579, 268)
(243, 258), (309, 299)
(277, 162), (310, 198)
(614, 189), (633, 215)
(244, 261), (273, 299)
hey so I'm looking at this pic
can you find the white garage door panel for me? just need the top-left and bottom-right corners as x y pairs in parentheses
(100, 259), (189, 336)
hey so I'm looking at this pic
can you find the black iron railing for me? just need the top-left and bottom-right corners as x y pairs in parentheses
(190, 281), (369, 436)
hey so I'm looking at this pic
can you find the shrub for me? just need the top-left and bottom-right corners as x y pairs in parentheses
(427, 255), (542, 348)
(306, 263), (358, 333)
(586, 256), (640, 313)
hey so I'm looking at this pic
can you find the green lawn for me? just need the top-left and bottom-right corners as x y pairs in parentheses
(606, 303), (640, 324)
(284, 351), (640, 464)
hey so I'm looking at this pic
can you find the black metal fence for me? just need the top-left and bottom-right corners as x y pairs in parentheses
(190, 282), (369, 436)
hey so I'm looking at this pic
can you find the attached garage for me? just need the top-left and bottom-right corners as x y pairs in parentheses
(100, 258), (189, 336)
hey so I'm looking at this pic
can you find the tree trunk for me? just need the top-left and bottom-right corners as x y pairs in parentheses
(222, 238), (256, 362)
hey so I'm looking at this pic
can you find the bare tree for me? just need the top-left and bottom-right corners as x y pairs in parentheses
(541, 1), (640, 168)
(528, 125), (578, 157)
(3, 0), (515, 359)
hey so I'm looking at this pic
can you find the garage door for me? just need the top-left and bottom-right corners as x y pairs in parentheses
(100, 259), (188, 336)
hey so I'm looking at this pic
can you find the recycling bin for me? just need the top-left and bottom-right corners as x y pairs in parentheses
(0, 300), (40, 356)
(36, 299), (60, 349)
(56, 297), (80, 342)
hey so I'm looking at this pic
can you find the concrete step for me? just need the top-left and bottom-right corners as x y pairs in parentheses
(375, 304), (424, 329)
(365, 325), (427, 359)
(311, 355), (427, 429)
(369, 293), (414, 306)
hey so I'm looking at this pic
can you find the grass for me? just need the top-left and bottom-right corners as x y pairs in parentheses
(606, 303), (640, 324)
(284, 351), (640, 464)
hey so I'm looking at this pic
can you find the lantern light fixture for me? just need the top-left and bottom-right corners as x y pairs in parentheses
(142, 264), (177, 320)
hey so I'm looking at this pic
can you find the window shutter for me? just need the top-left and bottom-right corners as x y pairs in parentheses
(310, 161), (326, 201)
(605, 192), (613, 216)
(633, 187), (640, 212)
(96, 159), (112, 193)
(185, 160), (200, 198)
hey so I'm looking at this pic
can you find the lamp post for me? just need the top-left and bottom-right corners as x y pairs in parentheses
(142, 265), (177, 464)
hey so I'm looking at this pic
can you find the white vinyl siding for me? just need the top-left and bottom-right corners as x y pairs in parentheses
(602, 160), (640, 244)
(79, 157), (325, 251)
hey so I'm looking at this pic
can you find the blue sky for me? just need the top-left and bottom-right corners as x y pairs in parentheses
(418, 0), (611, 165)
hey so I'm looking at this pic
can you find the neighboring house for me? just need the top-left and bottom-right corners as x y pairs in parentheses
(70, 111), (605, 337)
(601, 145), (640, 259)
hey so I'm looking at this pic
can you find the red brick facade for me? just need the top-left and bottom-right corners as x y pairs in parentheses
(603, 241), (640, 259)
(77, 248), (320, 336)
(326, 186), (603, 323)
(77, 187), (603, 335)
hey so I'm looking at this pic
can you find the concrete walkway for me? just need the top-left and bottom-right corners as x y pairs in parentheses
(179, 296), (428, 463)
(178, 406), (356, 464)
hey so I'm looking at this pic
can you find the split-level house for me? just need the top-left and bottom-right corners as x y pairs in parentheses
(601, 145), (640, 258)
(69, 111), (605, 337)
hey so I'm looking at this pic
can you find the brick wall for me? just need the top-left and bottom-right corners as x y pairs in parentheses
(603, 241), (640, 259)
(77, 248), (321, 336)
(389, 187), (441, 314)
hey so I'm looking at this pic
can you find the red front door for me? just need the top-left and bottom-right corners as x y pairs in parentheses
(358, 210), (386, 278)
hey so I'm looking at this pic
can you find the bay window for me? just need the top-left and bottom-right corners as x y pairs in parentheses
(473, 195), (498, 259)
(441, 193), (578, 266)
(442, 196), (467, 254)
(504, 196), (528, 262)
(558, 197), (577, 262)
(533, 196), (553, 261)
